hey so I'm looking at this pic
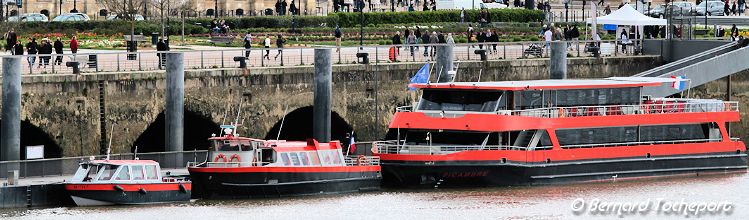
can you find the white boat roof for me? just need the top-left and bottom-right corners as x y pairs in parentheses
(410, 77), (678, 91)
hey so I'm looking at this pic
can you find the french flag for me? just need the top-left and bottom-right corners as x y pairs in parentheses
(671, 75), (686, 91)
(348, 132), (356, 154)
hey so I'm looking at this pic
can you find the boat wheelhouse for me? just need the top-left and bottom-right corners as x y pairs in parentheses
(373, 77), (747, 187)
(65, 160), (191, 206)
(188, 125), (381, 199)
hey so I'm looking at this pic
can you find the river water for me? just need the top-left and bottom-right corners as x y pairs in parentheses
(1, 172), (747, 220)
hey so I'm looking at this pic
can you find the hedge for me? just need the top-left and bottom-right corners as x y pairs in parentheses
(328, 9), (544, 27)
(0, 9), (542, 35)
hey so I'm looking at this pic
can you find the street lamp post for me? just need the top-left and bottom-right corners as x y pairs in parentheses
(73, 0), (78, 13)
(359, 0), (364, 47)
(215, 0), (218, 18)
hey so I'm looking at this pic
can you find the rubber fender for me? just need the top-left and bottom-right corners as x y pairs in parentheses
(139, 188), (148, 194)
(179, 184), (188, 193)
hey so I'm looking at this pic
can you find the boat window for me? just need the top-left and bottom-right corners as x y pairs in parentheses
(280, 153), (292, 166)
(145, 165), (159, 180)
(96, 165), (119, 181)
(115, 166), (131, 181)
(261, 149), (275, 164)
(514, 90), (544, 110)
(309, 152), (321, 165)
(417, 89), (504, 112)
(553, 88), (640, 107)
(132, 165), (145, 180)
(557, 126), (638, 146)
(289, 152), (301, 166)
(330, 151), (343, 165)
(322, 152), (332, 165)
(535, 130), (553, 150)
(299, 152), (311, 166)
(640, 124), (710, 142)
(557, 123), (715, 148)
(217, 140), (242, 151)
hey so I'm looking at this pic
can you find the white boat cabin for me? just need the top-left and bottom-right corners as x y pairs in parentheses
(70, 160), (163, 183)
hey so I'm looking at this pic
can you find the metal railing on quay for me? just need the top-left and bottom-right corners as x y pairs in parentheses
(0, 150), (207, 179)
(0, 40), (643, 76)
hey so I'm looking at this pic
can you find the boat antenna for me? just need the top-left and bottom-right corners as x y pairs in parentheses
(276, 104), (290, 141)
(105, 123), (115, 160)
(133, 146), (139, 160)
(220, 101), (230, 134)
(477, 69), (482, 82)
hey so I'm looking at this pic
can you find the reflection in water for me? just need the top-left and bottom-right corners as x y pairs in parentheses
(2, 173), (747, 220)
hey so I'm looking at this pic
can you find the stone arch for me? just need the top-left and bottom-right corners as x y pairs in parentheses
(236, 8), (244, 16)
(206, 9), (215, 17)
(264, 106), (353, 143)
(10, 10), (17, 16)
(99, 9), (108, 17)
(132, 110), (220, 153)
(0, 120), (63, 159)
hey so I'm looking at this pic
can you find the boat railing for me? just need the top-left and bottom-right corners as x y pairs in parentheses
(344, 156), (381, 166)
(397, 99), (738, 119)
(203, 161), (273, 167)
(560, 138), (724, 149)
(373, 141), (527, 155)
(510, 100), (738, 118)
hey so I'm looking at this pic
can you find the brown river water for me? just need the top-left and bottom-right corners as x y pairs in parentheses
(1, 172), (747, 220)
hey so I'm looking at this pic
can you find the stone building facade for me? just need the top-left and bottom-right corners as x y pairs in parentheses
(7, 0), (317, 20)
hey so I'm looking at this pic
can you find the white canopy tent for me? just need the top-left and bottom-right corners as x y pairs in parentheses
(585, 4), (666, 54)
(586, 4), (666, 26)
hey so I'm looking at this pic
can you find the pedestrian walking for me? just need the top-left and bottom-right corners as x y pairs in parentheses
(5, 28), (17, 54)
(490, 30), (499, 54)
(14, 40), (23, 56)
(264, 35), (271, 60)
(467, 24), (474, 47)
(460, 8), (465, 23)
(39, 38), (52, 68)
(406, 32), (417, 57)
(429, 31), (438, 57)
(392, 31), (402, 53)
(244, 32), (252, 58)
(335, 25), (343, 52)
(54, 37), (64, 65)
(70, 36), (78, 57)
(157, 38), (167, 69)
(446, 33), (455, 46)
(275, 34), (286, 60)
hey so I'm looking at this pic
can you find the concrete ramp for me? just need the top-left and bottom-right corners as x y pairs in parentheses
(636, 42), (748, 97)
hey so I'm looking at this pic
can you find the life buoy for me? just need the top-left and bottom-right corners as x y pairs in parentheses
(213, 154), (227, 162)
(229, 154), (241, 163)
(357, 155), (369, 166)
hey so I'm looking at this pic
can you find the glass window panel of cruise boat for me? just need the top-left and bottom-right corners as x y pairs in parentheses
(145, 165), (159, 180)
(132, 165), (145, 180)
(417, 89), (506, 112)
(115, 166), (131, 181)
(513, 87), (640, 110)
(556, 123), (721, 148)
(72, 164), (100, 182)
(394, 129), (550, 151)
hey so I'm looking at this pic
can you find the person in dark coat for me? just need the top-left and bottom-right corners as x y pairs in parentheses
(244, 32), (252, 58)
(156, 38), (167, 69)
(14, 40), (23, 56)
(392, 31), (402, 53)
(29, 39), (39, 67)
(39, 39), (53, 68)
(422, 31), (430, 56)
(274, 34), (286, 60)
(54, 38), (64, 65)
(6, 29), (17, 54)
(490, 30), (499, 54)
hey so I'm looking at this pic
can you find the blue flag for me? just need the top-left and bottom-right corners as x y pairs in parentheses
(408, 63), (430, 90)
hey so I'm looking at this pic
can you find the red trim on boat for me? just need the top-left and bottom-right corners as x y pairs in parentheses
(375, 142), (745, 163)
(65, 183), (191, 192)
(389, 111), (740, 132)
(188, 165), (381, 173)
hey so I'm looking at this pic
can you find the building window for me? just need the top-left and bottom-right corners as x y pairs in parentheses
(206, 9), (215, 16)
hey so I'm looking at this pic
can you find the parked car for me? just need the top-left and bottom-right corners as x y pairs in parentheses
(106, 14), (145, 21)
(52, 13), (90, 22)
(696, 1), (726, 16)
(6, 13), (48, 22)
(646, 4), (667, 18)
(670, 1), (697, 16)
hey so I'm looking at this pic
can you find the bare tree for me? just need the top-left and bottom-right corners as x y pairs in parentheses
(99, 0), (146, 50)
(151, 0), (188, 38)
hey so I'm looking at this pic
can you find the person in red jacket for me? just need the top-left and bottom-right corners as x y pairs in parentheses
(70, 36), (79, 54)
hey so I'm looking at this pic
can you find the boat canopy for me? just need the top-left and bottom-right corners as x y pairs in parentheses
(409, 77), (679, 91)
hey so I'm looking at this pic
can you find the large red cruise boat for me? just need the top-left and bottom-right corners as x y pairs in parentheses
(188, 125), (381, 199)
(373, 77), (747, 187)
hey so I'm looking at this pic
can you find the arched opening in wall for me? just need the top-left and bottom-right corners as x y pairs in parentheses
(264, 106), (353, 144)
(206, 9), (214, 17)
(99, 9), (108, 17)
(236, 9), (244, 16)
(0, 120), (63, 159)
(132, 110), (219, 153)
(10, 10), (17, 17)
(40, 10), (50, 18)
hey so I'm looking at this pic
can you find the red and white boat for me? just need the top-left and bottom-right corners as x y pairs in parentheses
(373, 77), (747, 187)
(188, 125), (381, 199)
(65, 159), (191, 206)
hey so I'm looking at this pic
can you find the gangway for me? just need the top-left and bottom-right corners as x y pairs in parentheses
(633, 41), (749, 97)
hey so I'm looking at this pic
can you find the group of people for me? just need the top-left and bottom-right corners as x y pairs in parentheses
(275, 0), (299, 15)
(4, 29), (79, 69)
(240, 32), (288, 60)
(722, 0), (747, 16)
(210, 19), (232, 34)
(540, 24), (581, 49)
(391, 27), (455, 57)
